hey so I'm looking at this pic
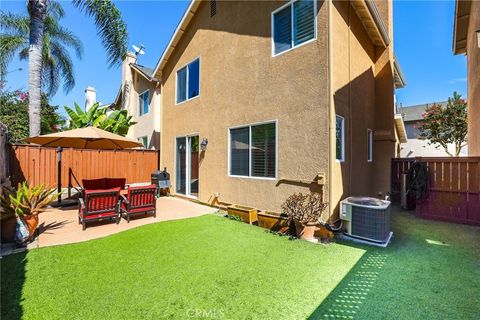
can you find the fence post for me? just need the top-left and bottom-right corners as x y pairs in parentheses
(57, 147), (63, 204)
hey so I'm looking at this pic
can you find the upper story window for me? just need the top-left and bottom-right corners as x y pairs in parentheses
(229, 121), (277, 179)
(336, 115), (345, 162)
(272, 0), (316, 56)
(139, 90), (149, 116)
(367, 129), (373, 162)
(176, 58), (200, 104)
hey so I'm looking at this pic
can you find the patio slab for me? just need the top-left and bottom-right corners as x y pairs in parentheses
(37, 197), (217, 248)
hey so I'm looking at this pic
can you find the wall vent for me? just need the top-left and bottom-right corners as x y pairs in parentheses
(210, 0), (216, 17)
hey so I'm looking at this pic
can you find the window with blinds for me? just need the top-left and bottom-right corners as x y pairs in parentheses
(272, 0), (315, 55)
(229, 122), (276, 178)
(176, 58), (200, 104)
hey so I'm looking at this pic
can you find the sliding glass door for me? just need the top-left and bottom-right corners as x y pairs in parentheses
(175, 135), (199, 197)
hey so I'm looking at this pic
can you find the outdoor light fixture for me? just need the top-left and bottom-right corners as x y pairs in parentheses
(477, 30), (480, 48)
(201, 138), (209, 151)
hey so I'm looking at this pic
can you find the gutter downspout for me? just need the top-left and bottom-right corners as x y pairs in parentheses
(327, 0), (334, 220)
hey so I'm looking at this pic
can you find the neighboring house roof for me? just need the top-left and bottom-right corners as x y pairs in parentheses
(130, 63), (159, 82)
(398, 101), (448, 122)
(400, 138), (468, 158)
(452, 0), (471, 54)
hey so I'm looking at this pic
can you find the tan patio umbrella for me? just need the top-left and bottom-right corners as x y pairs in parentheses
(22, 126), (142, 149)
(22, 127), (143, 205)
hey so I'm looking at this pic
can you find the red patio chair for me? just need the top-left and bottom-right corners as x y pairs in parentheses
(78, 188), (121, 230)
(120, 185), (157, 222)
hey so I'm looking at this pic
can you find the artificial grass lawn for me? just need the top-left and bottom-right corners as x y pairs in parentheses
(1, 210), (479, 320)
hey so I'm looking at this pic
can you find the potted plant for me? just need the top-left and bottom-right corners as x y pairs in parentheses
(0, 183), (59, 239)
(0, 188), (17, 242)
(281, 192), (328, 240)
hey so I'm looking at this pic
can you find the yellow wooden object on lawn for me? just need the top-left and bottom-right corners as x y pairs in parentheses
(227, 205), (258, 224)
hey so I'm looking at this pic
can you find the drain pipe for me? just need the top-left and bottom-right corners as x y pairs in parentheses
(327, 0), (334, 221)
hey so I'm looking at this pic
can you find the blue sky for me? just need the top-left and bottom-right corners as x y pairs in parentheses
(2, 0), (467, 115)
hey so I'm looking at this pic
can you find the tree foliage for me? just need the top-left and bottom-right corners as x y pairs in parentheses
(0, 88), (63, 143)
(64, 102), (136, 136)
(418, 92), (467, 157)
(0, 3), (83, 96)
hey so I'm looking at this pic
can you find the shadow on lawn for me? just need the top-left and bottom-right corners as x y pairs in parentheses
(1, 250), (27, 320)
(308, 247), (388, 319)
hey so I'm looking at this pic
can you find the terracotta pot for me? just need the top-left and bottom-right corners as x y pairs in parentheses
(21, 215), (39, 238)
(1, 216), (17, 243)
(294, 220), (316, 240)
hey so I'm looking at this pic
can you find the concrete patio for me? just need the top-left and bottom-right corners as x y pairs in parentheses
(36, 196), (217, 248)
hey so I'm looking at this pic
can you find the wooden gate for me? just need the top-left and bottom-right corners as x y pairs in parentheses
(392, 157), (480, 226)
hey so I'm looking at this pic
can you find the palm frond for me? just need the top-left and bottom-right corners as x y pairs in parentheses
(0, 11), (29, 35)
(18, 46), (28, 60)
(50, 41), (75, 93)
(45, 16), (83, 59)
(72, 0), (127, 67)
(1, 3), (83, 94)
(0, 34), (26, 78)
(47, 0), (65, 20)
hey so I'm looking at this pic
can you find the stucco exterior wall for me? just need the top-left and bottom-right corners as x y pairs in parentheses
(160, 1), (330, 215)
(330, 0), (379, 215)
(466, 1), (480, 155)
(372, 0), (395, 198)
(126, 73), (161, 150)
(121, 53), (161, 150)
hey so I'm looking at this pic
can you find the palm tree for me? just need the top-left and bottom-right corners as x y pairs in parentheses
(1, 2), (83, 96)
(4, 0), (128, 137)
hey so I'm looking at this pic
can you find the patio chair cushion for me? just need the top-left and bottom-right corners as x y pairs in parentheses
(82, 178), (107, 190)
(105, 178), (126, 189)
(82, 178), (126, 190)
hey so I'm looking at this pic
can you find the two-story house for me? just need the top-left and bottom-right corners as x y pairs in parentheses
(120, 0), (406, 220)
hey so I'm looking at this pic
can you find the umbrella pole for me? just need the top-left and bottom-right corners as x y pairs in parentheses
(57, 147), (63, 204)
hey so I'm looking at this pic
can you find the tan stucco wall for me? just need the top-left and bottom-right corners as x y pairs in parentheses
(160, 1), (331, 215)
(126, 73), (161, 150)
(330, 0), (395, 216)
(121, 53), (161, 150)
(466, 1), (480, 155)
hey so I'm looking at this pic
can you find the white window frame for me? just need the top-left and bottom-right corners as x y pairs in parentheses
(336, 115), (345, 162)
(173, 133), (200, 199)
(367, 129), (373, 162)
(271, 0), (318, 57)
(227, 120), (278, 180)
(138, 89), (149, 116)
(175, 57), (201, 105)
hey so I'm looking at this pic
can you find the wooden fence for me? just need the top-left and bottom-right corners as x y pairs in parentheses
(9, 145), (160, 192)
(392, 157), (480, 226)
